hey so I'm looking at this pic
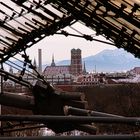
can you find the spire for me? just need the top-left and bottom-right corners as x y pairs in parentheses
(33, 58), (37, 68)
(33, 58), (37, 74)
(51, 54), (56, 67)
(83, 61), (86, 74)
(9, 66), (13, 74)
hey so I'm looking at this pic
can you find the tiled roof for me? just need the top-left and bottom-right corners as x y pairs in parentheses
(133, 67), (140, 73)
(43, 66), (70, 76)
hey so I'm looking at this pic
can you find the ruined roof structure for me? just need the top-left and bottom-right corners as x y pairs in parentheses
(0, 0), (139, 64)
(0, 0), (140, 139)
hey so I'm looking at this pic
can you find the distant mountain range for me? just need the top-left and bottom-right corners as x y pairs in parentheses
(56, 49), (140, 72)
(9, 49), (140, 73)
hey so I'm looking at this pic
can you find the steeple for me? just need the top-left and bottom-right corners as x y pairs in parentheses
(9, 66), (13, 74)
(33, 58), (37, 68)
(51, 54), (56, 67)
(70, 48), (82, 75)
(33, 58), (37, 74)
(83, 61), (86, 74)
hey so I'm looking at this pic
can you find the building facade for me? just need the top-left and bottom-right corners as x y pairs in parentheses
(43, 48), (84, 84)
(70, 48), (82, 75)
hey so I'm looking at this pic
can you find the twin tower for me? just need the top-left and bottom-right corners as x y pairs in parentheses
(41, 48), (85, 76)
(50, 48), (83, 76)
(70, 48), (82, 75)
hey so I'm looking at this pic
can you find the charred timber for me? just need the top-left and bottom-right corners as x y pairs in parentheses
(56, 91), (85, 101)
(0, 92), (34, 110)
(64, 106), (124, 118)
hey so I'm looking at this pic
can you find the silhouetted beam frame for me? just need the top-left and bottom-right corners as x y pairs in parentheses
(0, 115), (139, 126)
(52, 0), (140, 57)
(0, 92), (34, 110)
(1, 16), (74, 63)
(0, 92), (97, 134)
(0, 135), (139, 140)
(55, 32), (115, 46)
(56, 91), (85, 101)
(97, 0), (140, 28)
(0, 92), (125, 118)
(0, 68), (32, 88)
(0, 91), (87, 111)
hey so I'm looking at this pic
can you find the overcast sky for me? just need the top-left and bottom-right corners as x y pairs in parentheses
(26, 22), (116, 65)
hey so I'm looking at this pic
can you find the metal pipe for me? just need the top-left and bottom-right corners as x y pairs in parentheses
(0, 135), (139, 140)
(64, 106), (124, 118)
(0, 115), (139, 126)
(55, 32), (115, 46)
(0, 92), (34, 110)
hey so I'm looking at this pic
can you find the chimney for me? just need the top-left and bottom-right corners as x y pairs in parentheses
(38, 49), (42, 74)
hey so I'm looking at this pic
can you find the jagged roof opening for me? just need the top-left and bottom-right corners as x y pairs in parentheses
(0, 0), (139, 64)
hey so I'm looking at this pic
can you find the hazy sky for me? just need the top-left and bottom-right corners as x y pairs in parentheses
(2, 0), (139, 66)
(26, 22), (116, 65)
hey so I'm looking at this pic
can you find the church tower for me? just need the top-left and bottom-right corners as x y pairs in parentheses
(51, 54), (56, 67)
(70, 48), (82, 75)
